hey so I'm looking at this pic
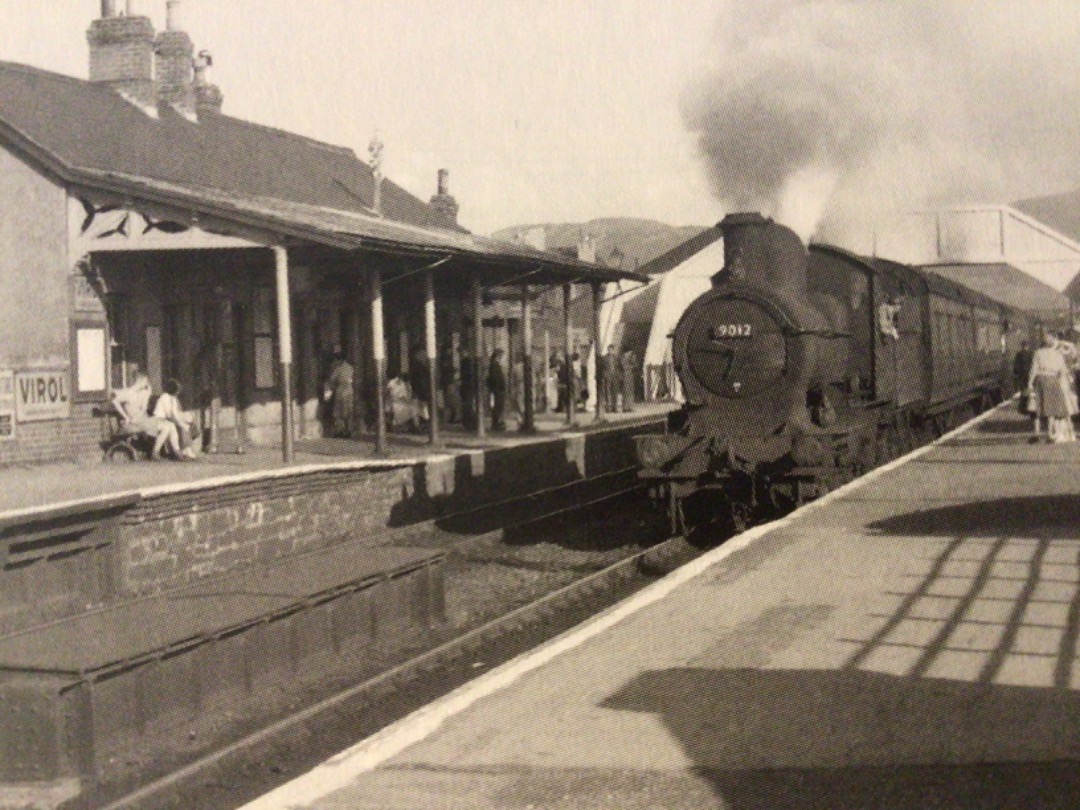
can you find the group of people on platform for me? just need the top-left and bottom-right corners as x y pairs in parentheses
(319, 343), (640, 438)
(1015, 331), (1080, 444)
(111, 371), (200, 460)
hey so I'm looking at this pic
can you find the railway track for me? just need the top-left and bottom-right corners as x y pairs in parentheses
(67, 476), (694, 810)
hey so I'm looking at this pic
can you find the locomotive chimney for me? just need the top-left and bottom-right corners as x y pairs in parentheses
(716, 212), (808, 294)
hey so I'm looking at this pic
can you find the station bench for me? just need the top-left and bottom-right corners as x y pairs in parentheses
(0, 539), (444, 794)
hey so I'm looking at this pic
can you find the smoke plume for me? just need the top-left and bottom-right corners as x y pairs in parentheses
(682, 0), (1080, 247)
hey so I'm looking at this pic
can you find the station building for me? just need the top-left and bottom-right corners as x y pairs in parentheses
(0, 1), (640, 466)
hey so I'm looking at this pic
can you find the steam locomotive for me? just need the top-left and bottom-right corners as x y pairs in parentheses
(634, 213), (1030, 535)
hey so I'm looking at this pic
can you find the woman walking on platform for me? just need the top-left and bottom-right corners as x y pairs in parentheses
(1028, 332), (1077, 443)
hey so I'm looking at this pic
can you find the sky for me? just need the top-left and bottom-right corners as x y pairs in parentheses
(3, 1), (1080, 247)
(0, 0), (723, 235)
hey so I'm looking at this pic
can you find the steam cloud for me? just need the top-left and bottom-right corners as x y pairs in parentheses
(682, 0), (1080, 247)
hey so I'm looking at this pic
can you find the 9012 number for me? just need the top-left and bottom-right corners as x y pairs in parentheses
(710, 323), (752, 339)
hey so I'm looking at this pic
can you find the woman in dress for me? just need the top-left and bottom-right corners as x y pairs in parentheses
(1028, 332), (1076, 443)
(153, 379), (199, 459)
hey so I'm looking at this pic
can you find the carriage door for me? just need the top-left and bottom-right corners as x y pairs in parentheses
(895, 291), (925, 408)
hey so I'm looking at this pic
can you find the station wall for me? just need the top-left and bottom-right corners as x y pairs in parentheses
(0, 145), (104, 465)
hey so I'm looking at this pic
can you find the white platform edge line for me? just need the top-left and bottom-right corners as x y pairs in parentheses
(239, 401), (1009, 810)
(0, 458), (437, 523)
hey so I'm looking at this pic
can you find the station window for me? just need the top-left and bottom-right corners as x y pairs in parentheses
(71, 320), (108, 401)
(253, 287), (277, 390)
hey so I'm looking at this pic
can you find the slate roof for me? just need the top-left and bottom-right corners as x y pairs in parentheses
(82, 171), (638, 281)
(0, 61), (433, 226)
(922, 262), (1071, 316)
(0, 61), (645, 283)
(1013, 190), (1080, 245)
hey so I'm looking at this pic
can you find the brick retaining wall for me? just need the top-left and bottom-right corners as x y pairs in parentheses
(0, 418), (664, 627)
(0, 403), (104, 466)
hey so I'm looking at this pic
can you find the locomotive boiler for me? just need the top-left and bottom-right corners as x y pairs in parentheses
(635, 213), (1028, 535)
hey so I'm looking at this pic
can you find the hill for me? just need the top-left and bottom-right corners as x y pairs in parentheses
(492, 217), (709, 271)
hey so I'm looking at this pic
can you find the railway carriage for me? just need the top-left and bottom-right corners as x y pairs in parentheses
(635, 213), (1032, 535)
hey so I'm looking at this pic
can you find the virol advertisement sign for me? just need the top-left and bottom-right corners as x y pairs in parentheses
(15, 370), (71, 422)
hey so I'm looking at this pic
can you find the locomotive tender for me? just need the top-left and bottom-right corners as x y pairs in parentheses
(635, 212), (1030, 534)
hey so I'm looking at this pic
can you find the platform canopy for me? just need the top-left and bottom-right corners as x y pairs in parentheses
(74, 169), (646, 286)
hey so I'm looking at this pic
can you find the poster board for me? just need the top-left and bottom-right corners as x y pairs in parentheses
(14, 370), (71, 422)
(0, 370), (14, 440)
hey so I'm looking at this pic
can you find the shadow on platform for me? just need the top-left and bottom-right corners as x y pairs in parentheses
(603, 666), (1080, 809)
(865, 495), (1080, 537)
(596, 519), (1080, 808)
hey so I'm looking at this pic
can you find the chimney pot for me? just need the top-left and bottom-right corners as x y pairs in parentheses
(101, 0), (119, 18)
(166, 0), (183, 32)
(154, 2), (197, 116)
(429, 168), (459, 229)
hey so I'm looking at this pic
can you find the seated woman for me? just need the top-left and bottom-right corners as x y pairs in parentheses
(152, 379), (199, 460)
(111, 373), (183, 460)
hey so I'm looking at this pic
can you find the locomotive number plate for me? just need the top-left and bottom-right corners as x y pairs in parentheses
(710, 323), (753, 339)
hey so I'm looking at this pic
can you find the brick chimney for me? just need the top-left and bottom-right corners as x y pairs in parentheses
(156, 0), (196, 114)
(87, 0), (156, 108)
(429, 169), (460, 229)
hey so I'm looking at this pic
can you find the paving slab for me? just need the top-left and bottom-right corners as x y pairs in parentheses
(243, 404), (1080, 810)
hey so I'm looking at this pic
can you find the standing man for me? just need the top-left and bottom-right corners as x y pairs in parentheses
(488, 348), (507, 431)
(601, 345), (620, 413)
(323, 350), (355, 438)
(620, 348), (637, 412)
(460, 346), (477, 431)
(555, 351), (569, 413)
(1013, 339), (1033, 412)
(439, 341), (459, 424)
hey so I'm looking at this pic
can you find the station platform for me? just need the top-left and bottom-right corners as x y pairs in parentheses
(0, 405), (671, 514)
(244, 403), (1080, 810)
(0, 405), (668, 638)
